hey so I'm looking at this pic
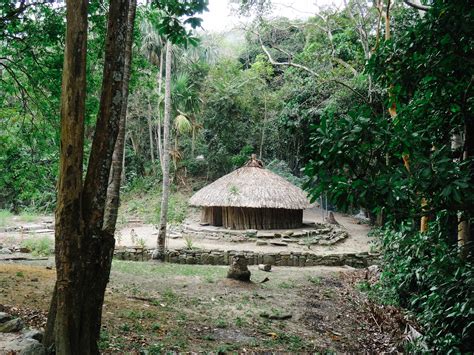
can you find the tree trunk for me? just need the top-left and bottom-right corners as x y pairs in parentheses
(259, 94), (267, 159)
(462, 120), (474, 259)
(104, 0), (137, 233)
(44, 1), (132, 353)
(46, 0), (88, 352)
(147, 96), (156, 174)
(156, 49), (164, 169)
(80, 0), (130, 351)
(155, 41), (172, 260)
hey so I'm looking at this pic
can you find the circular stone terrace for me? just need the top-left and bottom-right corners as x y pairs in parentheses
(0, 207), (374, 266)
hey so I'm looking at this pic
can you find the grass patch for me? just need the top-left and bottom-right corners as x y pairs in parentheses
(18, 211), (40, 223)
(278, 281), (296, 289)
(21, 236), (53, 256)
(0, 209), (13, 227)
(308, 276), (321, 285)
(112, 260), (227, 280)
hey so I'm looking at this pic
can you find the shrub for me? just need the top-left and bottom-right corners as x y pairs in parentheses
(21, 236), (53, 256)
(374, 214), (473, 353)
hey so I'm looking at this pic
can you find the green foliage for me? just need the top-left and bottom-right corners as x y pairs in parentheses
(120, 177), (188, 225)
(21, 236), (53, 256)
(150, 0), (208, 47)
(302, 1), (474, 352)
(374, 216), (473, 353)
(266, 159), (304, 187)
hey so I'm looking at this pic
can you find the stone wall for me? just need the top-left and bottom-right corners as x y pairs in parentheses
(114, 248), (380, 268)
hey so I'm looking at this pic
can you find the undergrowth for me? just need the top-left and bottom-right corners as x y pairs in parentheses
(21, 236), (53, 256)
(118, 176), (189, 226)
(369, 214), (473, 353)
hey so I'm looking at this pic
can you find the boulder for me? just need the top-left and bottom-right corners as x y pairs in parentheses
(258, 264), (271, 272)
(0, 318), (24, 333)
(0, 248), (12, 255)
(0, 313), (12, 323)
(23, 329), (43, 342)
(227, 255), (251, 282)
(0, 335), (46, 355)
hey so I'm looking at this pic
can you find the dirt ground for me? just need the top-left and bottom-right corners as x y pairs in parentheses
(0, 259), (404, 353)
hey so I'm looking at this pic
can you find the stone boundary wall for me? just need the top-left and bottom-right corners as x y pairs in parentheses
(114, 248), (380, 268)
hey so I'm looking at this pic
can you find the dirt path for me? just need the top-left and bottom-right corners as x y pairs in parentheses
(0, 259), (401, 353)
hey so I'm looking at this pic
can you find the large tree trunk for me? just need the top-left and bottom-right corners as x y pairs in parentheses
(48, 0), (88, 352)
(104, 0), (137, 233)
(44, 0), (132, 353)
(155, 41), (172, 260)
(80, 0), (130, 352)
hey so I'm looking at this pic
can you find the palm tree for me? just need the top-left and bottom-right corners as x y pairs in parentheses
(155, 40), (172, 260)
(140, 15), (165, 170)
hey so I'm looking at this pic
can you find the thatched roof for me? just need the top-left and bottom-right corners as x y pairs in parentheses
(189, 157), (310, 210)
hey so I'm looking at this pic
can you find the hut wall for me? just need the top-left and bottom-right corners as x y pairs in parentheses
(201, 206), (222, 226)
(221, 207), (303, 230)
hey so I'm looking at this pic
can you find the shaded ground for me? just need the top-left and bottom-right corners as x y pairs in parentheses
(0, 260), (404, 353)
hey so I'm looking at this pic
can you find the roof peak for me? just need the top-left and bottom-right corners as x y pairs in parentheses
(244, 154), (264, 168)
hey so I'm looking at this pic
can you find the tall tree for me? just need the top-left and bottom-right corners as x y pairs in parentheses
(103, 0), (137, 232)
(49, 0), (88, 352)
(45, 0), (131, 352)
(155, 41), (172, 259)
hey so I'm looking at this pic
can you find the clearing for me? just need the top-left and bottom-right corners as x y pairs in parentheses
(0, 259), (404, 353)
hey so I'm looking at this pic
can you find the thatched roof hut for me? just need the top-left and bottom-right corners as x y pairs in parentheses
(189, 155), (310, 230)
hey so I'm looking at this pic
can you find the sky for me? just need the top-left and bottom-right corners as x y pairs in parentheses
(200, 0), (345, 33)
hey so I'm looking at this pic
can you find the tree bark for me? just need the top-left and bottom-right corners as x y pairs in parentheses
(80, 0), (130, 352)
(155, 41), (172, 260)
(104, 0), (137, 233)
(147, 96), (156, 173)
(156, 49), (164, 169)
(44, 0), (132, 353)
(47, 0), (88, 352)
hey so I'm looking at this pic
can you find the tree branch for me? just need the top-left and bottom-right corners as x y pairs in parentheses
(403, 0), (431, 11)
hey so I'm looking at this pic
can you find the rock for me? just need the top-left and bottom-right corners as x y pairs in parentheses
(282, 231), (294, 237)
(19, 247), (31, 253)
(262, 254), (275, 265)
(0, 313), (12, 323)
(30, 278), (38, 282)
(259, 312), (292, 320)
(0, 318), (24, 333)
(368, 264), (379, 273)
(227, 255), (251, 282)
(23, 329), (43, 342)
(0, 248), (12, 254)
(244, 229), (258, 237)
(273, 233), (282, 238)
(0, 336), (46, 355)
(270, 241), (288, 247)
(256, 232), (276, 239)
(258, 264), (271, 272)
